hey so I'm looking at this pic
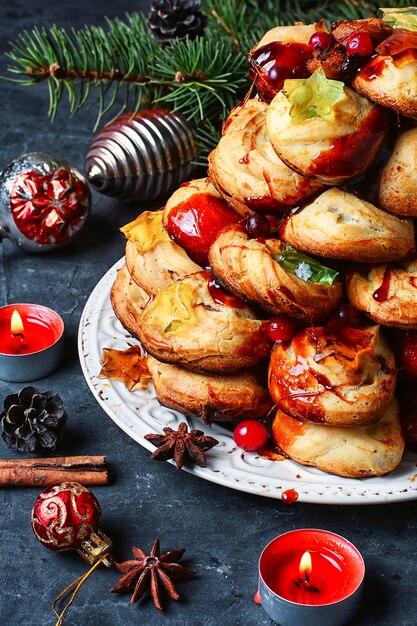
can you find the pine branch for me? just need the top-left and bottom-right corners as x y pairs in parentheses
(4, 14), (158, 124)
(151, 38), (247, 121)
(2, 0), (412, 163)
(205, 0), (250, 48)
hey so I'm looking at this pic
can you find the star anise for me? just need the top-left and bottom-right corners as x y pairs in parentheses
(110, 539), (196, 611)
(144, 421), (219, 469)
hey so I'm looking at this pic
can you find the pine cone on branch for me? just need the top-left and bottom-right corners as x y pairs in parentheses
(148, 0), (207, 43)
(0, 386), (67, 453)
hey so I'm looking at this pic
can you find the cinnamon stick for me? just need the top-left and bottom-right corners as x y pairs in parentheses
(0, 456), (109, 487)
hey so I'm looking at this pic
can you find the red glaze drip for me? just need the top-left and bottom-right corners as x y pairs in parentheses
(254, 591), (262, 605)
(306, 322), (373, 355)
(376, 29), (417, 56)
(222, 117), (233, 135)
(311, 371), (339, 394)
(269, 323), (374, 422)
(245, 179), (318, 215)
(258, 438), (287, 461)
(206, 274), (247, 309)
(359, 55), (389, 80)
(179, 181), (191, 187)
(239, 153), (250, 164)
(277, 285), (293, 299)
(360, 47), (417, 83)
(281, 488), (299, 504)
(249, 41), (310, 101)
(270, 331), (327, 422)
(166, 193), (240, 265)
(221, 101), (246, 135)
(409, 277), (417, 289)
(373, 266), (392, 302)
(309, 107), (389, 179)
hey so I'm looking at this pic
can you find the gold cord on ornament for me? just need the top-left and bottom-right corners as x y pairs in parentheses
(52, 556), (106, 626)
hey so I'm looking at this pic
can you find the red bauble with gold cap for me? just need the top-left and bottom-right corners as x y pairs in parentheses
(31, 481), (101, 552)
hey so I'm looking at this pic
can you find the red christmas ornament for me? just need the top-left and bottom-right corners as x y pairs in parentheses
(0, 153), (90, 252)
(31, 481), (101, 552)
(31, 482), (195, 623)
(31, 482), (113, 625)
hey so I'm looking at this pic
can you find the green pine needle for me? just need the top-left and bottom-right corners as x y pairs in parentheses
(2, 0), (413, 163)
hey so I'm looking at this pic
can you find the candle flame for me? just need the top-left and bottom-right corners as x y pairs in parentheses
(299, 551), (312, 578)
(11, 310), (24, 336)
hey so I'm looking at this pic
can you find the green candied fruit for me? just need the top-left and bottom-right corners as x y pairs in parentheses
(379, 7), (417, 31)
(276, 244), (339, 286)
(282, 68), (345, 125)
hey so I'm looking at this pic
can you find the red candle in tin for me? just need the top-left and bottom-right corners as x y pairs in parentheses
(265, 547), (346, 605)
(0, 304), (64, 382)
(260, 529), (364, 606)
(0, 304), (61, 355)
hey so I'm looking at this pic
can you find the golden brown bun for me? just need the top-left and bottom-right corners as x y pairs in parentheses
(209, 223), (342, 322)
(271, 400), (404, 478)
(122, 210), (201, 295)
(252, 23), (323, 51)
(347, 258), (417, 329)
(163, 177), (224, 224)
(268, 324), (396, 426)
(353, 52), (417, 120)
(138, 271), (271, 373)
(208, 98), (323, 216)
(282, 188), (415, 262)
(378, 128), (417, 217)
(266, 87), (388, 184)
(110, 264), (149, 337)
(147, 355), (273, 424)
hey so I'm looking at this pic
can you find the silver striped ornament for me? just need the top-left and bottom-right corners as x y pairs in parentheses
(84, 109), (198, 202)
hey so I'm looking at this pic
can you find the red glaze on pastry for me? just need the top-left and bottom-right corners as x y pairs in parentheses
(268, 321), (395, 426)
(249, 41), (310, 101)
(165, 193), (240, 265)
(308, 107), (389, 179)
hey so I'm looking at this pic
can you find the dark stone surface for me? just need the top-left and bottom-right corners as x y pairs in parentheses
(0, 1), (416, 625)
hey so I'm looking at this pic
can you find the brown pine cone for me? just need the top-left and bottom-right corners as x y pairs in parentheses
(0, 386), (67, 453)
(148, 0), (207, 43)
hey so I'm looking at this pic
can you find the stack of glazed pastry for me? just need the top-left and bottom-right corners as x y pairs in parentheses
(109, 8), (417, 478)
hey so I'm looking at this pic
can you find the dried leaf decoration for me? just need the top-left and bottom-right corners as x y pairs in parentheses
(99, 345), (151, 391)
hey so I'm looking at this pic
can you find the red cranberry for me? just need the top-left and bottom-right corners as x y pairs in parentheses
(308, 31), (335, 51)
(245, 214), (270, 239)
(346, 33), (374, 57)
(400, 334), (417, 378)
(402, 411), (417, 444)
(233, 420), (268, 451)
(266, 64), (292, 91)
(266, 317), (297, 344)
(330, 304), (363, 328)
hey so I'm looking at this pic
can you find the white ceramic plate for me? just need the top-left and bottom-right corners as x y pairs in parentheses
(78, 258), (417, 505)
